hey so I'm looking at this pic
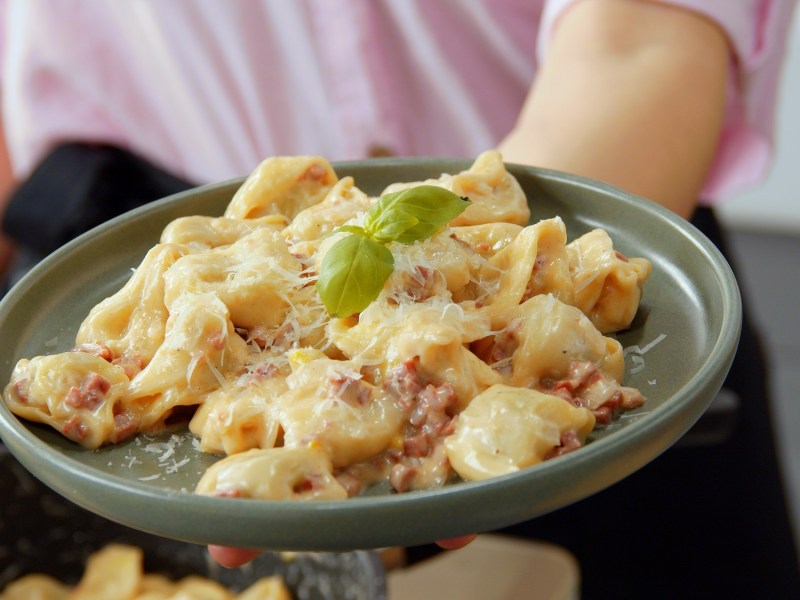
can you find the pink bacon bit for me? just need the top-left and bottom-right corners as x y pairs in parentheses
(245, 322), (297, 352)
(292, 478), (314, 494)
(389, 265), (443, 305)
(470, 319), (521, 375)
(383, 358), (424, 410)
(112, 353), (145, 379)
(62, 415), (88, 442)
(545, 429), (584, 460)
(552, 361), (597, 398)
(72, 343), (114, 362)
(63, 373), (111, 411)
(110, 410), (138, 444)
(618, 386), (646, 412)
(402, 432), (430, 458)
(74, 343), (144, 379)
(328, 372), (371, 406)
(391, 382), (459, 493)
(12, 379), (30, 404)
(383, 362), (461, 492)
(584, 383), (645, 425)
(335, 471), (363, 497)
(207, 330), (227, 351)
(592, 402), (618, 426)
(542, 360), (646, 425)
(292, 473), (327, 495)
(299, 163), (330, 183)
(250, 361), (281, 380)
(409, 383), (458, 437)
(390, 463), (418, 494)
(241, 326), (268, 350)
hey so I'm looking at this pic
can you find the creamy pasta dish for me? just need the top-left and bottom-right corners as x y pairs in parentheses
(3, 151), (651, 499)
(0, 544), (290, 600)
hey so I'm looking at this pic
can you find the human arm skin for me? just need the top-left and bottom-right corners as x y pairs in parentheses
(499, 0), (730, 219)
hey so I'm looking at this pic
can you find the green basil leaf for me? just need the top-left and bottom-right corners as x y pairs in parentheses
(364, 185), (470, 244)
(335, 224), (368, 236)
(317, 183), (470, 317)
(363, 209), (420, 244)
(316, 234), (395, 318)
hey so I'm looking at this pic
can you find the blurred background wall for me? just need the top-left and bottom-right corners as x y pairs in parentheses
(719, 12), (800, 233)
(718, 10), (800, 548)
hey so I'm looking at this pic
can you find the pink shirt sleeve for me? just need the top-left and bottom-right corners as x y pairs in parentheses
(539, 0), (798, 202)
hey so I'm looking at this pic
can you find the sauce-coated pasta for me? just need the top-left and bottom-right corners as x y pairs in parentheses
(0, 544), (291, 600)
(3, 151), (651, 498)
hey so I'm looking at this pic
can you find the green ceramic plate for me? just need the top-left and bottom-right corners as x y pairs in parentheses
(0, 159), (740, 551)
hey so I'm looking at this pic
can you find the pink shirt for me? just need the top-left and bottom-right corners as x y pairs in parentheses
(0, 0), (796, 202)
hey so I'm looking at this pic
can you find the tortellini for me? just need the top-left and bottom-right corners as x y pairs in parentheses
(283, 176), (373, 244)
(163, 228), (304, 331)
(277, 358), (405, 467)
(0, 543), (292, 600)
(161, 214), (287, 251)
(506, 293), (625, 389)
(224, 155), (337, 220)
(567, 228), (652, 333)
(196, 447), (348, 501)
(445, 384), (596, 480)
(127, 293), (250, 429)
(382, 150), (530, 227)
(76, 243), (186, 370)
(3, 151), (651, 498)
(189, 373), (286, 455)
(479, 217), (574, 328)
(4, 351), (134, 449)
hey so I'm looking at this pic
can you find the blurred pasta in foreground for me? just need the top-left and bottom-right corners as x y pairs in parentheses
(2, 151), (651, 498)
(0, 544), (290, 600)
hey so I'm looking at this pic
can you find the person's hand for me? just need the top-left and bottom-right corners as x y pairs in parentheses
(207, 534), (477, 569)
(207, 545), (263, 569)
(434, 534), (476, 550)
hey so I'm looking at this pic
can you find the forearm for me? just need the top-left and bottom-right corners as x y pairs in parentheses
(499, 0), (729, 218)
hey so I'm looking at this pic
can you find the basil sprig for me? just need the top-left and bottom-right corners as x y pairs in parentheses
(316, 185), (470, 318)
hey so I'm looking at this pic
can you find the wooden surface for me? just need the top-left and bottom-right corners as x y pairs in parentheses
(386, 535), (580, 600)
